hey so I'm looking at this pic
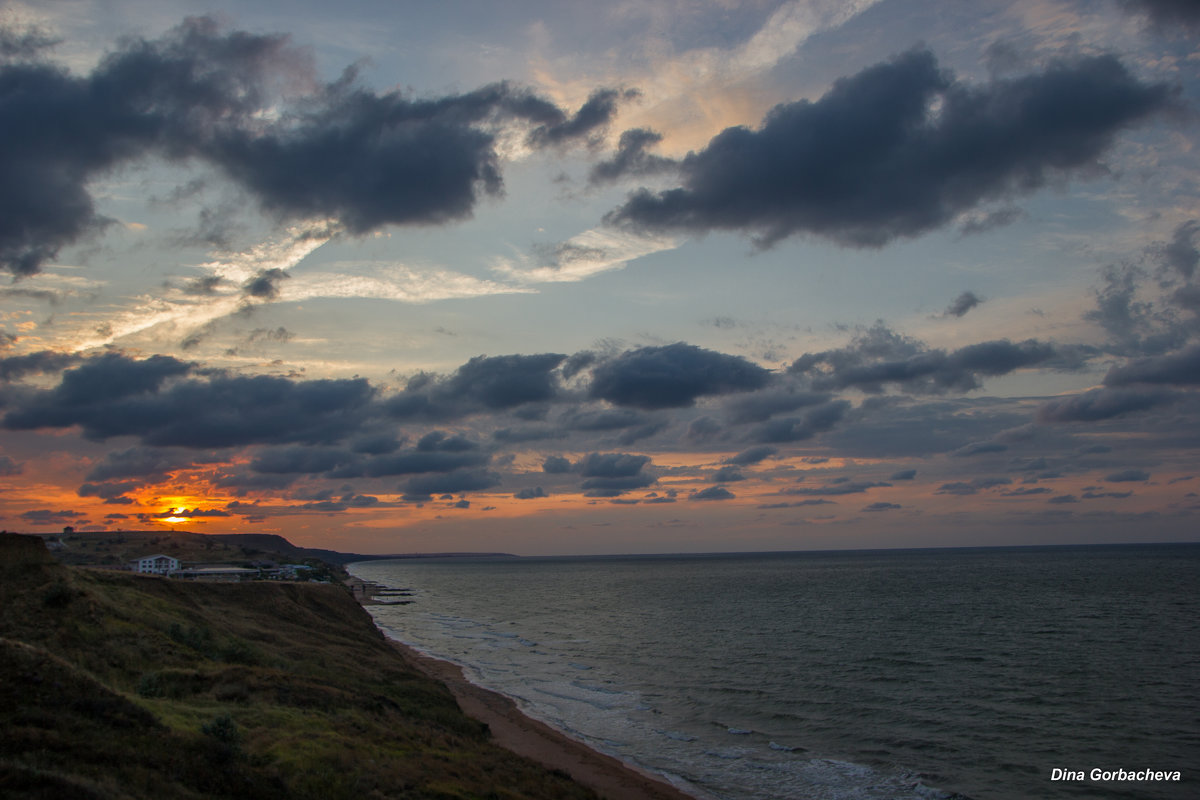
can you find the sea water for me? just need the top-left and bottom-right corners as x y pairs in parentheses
(351, 545), (1199, 800)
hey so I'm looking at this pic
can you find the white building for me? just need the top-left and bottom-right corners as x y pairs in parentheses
(129, 554), (180, 575)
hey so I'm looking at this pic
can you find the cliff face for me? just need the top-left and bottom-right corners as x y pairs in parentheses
(0, 534), (596, 800)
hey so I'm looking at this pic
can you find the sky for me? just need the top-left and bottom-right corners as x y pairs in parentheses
(1, 0), (1199, 555)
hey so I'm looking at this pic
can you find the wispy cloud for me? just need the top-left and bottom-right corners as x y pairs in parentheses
(493, 227), (677, 283)
(42, 221), (531, 353)
(532, 0), (884, 154)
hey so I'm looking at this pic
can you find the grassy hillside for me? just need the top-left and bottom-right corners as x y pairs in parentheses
(0, 533), (596, 800)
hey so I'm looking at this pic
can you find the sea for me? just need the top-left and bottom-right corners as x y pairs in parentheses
(349, 544), (1199, 800)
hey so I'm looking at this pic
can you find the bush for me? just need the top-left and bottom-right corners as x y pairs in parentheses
(137, 672), (163, 698)
(42, 581), (75, 608)
(201, 714), (243, 762)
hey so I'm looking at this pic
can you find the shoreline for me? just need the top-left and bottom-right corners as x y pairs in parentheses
(345, 576), (699, 800)
(386, 637), (701, 800)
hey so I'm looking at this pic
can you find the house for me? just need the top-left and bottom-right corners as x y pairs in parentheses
(172, 565), (258, 582)
(129, 554), (180, 575)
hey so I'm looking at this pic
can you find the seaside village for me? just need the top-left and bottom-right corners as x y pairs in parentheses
(125, 553), (315, 582)
(37, 527), (327, 583)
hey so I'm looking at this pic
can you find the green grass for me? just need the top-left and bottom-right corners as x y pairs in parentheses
(0, 534), (597, 800)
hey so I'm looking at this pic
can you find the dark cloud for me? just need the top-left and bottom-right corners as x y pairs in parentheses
(936, 477), (1013, 495)
(0, 25), (59, 60)
(514, 487), (547, 499)
(1120, 0), (1200, 32)
(1158, 220), (1199, 278)
(687, 416), (722, 440)
(890, 468), (917, 480)
(588, 127), (677, 185)
(214, 81), (623, 234)
(153, 507), (231, 518)
(944, 291), (983, 318)
(560, 351), (598, 380)
(589, 343), (771, 409)
(417, 431), (479, 452)
(1037, 386), (1179, 422)
(243, 268), (290, 299)
(527, 88), (631, 147)
(386, 353), (566, 420)
(0, 454), (21, 475)
(605, 49), (1170, 248)
(711, 466), (745, 483)
(577, 451), (655, 497)
(1105, 469), (1151, 482)
(826, 396), (1030, 457)
(784, 480), (891, 496)
(350, 433), (402, 455)
(250, 446), (357, 475)
(530, 241), (609, 271)
(0, 286), (83, 305)
(0, 350), (83, 381)
(563, 408), (651, 431)
(752, 400), (849, 443)
(953, 441), (1009, 456)
(182, 274), (225, 295)
(214, 471), (297, 493)
(0, 18), (293, 275)
(402, 469), (500, 502)
(691, 485), (735, 501)
(1170, 284), (1200, 313)
(725, 445), (777, 465)
(542, 455), (571, 474)
(85, 446), (201, 481)
(493, 425), (564, 443)
(1104, 343), (1200, 386)
(0, 18), (623, 276)
(4, 353), (375, 447)
(791, 324), (1060, 394)
(20, 509), (86, 525)
(581, 474), (657, 497)
(758, 499), (835, 509)
(723, 386), (830, 423)
(578, 452), (651, 478)
(1084, 264), (1190, 356)
(77, 481), (138, 500)
(334, 448), (489, 479)
(298, 491), (380, 512)
(862, 502), (901, 511)
(6, 352), (191, 415)
(616, 420), (669, 445)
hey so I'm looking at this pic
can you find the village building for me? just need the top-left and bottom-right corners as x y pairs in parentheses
(128, 554), (180, 575)
(172, 565), (259, 582)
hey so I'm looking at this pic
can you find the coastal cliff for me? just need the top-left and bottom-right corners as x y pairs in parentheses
(0, 533), (595, 799)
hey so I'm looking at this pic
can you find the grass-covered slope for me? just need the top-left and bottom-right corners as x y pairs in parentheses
(0, 534), (596, 800)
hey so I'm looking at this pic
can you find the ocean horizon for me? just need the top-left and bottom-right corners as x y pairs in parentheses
(352, 543), (1198, 800)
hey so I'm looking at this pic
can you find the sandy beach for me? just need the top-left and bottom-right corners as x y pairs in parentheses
(347, 577), (698, 800)
(387, 639), (699, 800)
